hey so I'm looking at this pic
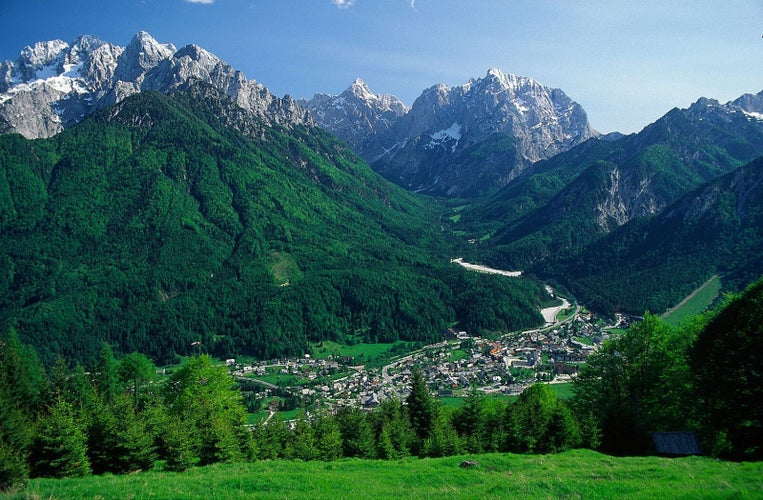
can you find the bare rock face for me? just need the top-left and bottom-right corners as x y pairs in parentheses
(302, 78), (409, 151)
(336, 69), (597, 197)
(0, 31), (311, 139)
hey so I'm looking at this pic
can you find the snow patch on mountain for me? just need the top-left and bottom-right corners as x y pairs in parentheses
(360, 68), (597, 197)
(427, 122), (462, 152)
(0, 31), (311, 138)
(303, 78), (408, 151)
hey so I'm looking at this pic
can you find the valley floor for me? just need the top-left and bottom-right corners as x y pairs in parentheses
(237, 290), (622, 420)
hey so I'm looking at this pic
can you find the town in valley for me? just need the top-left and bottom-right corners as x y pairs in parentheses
(230, 298), (634, 420)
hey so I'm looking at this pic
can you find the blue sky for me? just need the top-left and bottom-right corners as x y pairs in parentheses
(0, 0), (761, 133)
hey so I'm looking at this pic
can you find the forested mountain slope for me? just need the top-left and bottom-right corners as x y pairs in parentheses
(460, 93), (763, 272)
(539, 156), (763, 314)
(0, 85), (548, 365)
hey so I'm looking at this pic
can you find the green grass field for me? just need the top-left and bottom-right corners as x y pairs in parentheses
(448, 349), (469, 362)
(309, 341), (399, 362)
(247, 406), (304, 424)
(550, 382), (574, 400)
(662, 275), (722, 326)
(573, 336), (594, 346)
(15, 449), (763, 499)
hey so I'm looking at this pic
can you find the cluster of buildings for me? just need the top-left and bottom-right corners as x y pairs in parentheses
(231, 308), (632, 414)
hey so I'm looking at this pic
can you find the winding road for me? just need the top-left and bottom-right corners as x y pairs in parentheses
(451, 258), (575, 325)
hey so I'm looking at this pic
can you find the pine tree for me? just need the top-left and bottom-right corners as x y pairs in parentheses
(0, 331), (45, 489)
(336, 406), (375, 458)
(545, 402), (582, 452)
(373, 399), (414, 459)
(422, 413), (462, 457)
(117, 352), (155, 407)
(86, 396), (118, 474)
(88, 394), (157, 473)
(30, 397), (90, 478)
(691, 280), (763, 459)
(313, 412), (343, 461)
(376, 426), (397, 460)
(163, 418), (200, 472)
(287, 417), (318, 461)
(164, 355), (251, 465)
(0, 436), (29, 492)
(452, 387), (484, 453)
(253, 419), (290, 460)
(94, 343), (119, 404)
(406, 368), (437, 452)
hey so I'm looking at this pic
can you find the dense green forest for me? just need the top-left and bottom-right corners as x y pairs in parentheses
(2, 277), (761, 491)
(537, 156), (763, 315)
(452, 104), (763, 314)
(0, 86), (549, 366)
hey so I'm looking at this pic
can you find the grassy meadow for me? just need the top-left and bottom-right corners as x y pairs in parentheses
(310, 340), (402, 364)
(13, 449), (762, 499)
(662, 275), (722, 326)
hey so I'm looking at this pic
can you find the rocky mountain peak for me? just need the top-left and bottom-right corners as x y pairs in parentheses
(302, 79), (408, 151)
(483, 67), (527, 89)
(360, 69), (597, 197)
(341, 78), (408, 114)
(348, 78), (373, 98)
(114, 31), (176, 84)
(0, 31), (311, 138)
(174, 44), (219, 67)
(731, 91), (763, 118)
(419, 83), (451, 101)
(18, 39), (69, 70)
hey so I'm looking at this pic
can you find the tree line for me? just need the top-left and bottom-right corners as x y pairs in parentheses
(0, 335), (580, 492)
(2, 277), (761, 492)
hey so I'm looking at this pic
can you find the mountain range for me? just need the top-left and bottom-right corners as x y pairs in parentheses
(305, 69), (596, 197)
(459, 90), (763, 313)
(0, 38), (550, 364)
(0, 31), (310, 140)
(2, 31), (763, 361)
(300, 78), (408, 154)
(2, 33), (595, 197)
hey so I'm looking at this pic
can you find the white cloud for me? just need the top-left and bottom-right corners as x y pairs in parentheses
(331, 0), (415, 9)
(185, 0), (215, 4)
(331, 0), (355, 8)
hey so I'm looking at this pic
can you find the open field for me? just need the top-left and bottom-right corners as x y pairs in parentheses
(14, 449), (762, 499)
(309, 340), (402, 363)
(662, 275), (722, 326)
(549, 382), (575, 400)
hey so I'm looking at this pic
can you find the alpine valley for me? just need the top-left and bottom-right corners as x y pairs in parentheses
(0, 33), (550, 365)
(2, 30), (763, 368)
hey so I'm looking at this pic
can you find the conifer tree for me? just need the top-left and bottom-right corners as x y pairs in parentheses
(336, 406), (375, 458)
(373, 398), (414, 458)
(287, 417), (318, 461)
(88, 394), (157, 474)
(406, 368), (437, 451)
(253, 419), (290, 460)
(164, 355), (252, 465)
(117, 352), (155, 407)
(163, 418), (200, 471)
(691, 279), (763, 459)
(94, 343), (119, 404)
(0, 331), (45, 490)
(30, 397), (90, 478)
(313, 411), (343, 461)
